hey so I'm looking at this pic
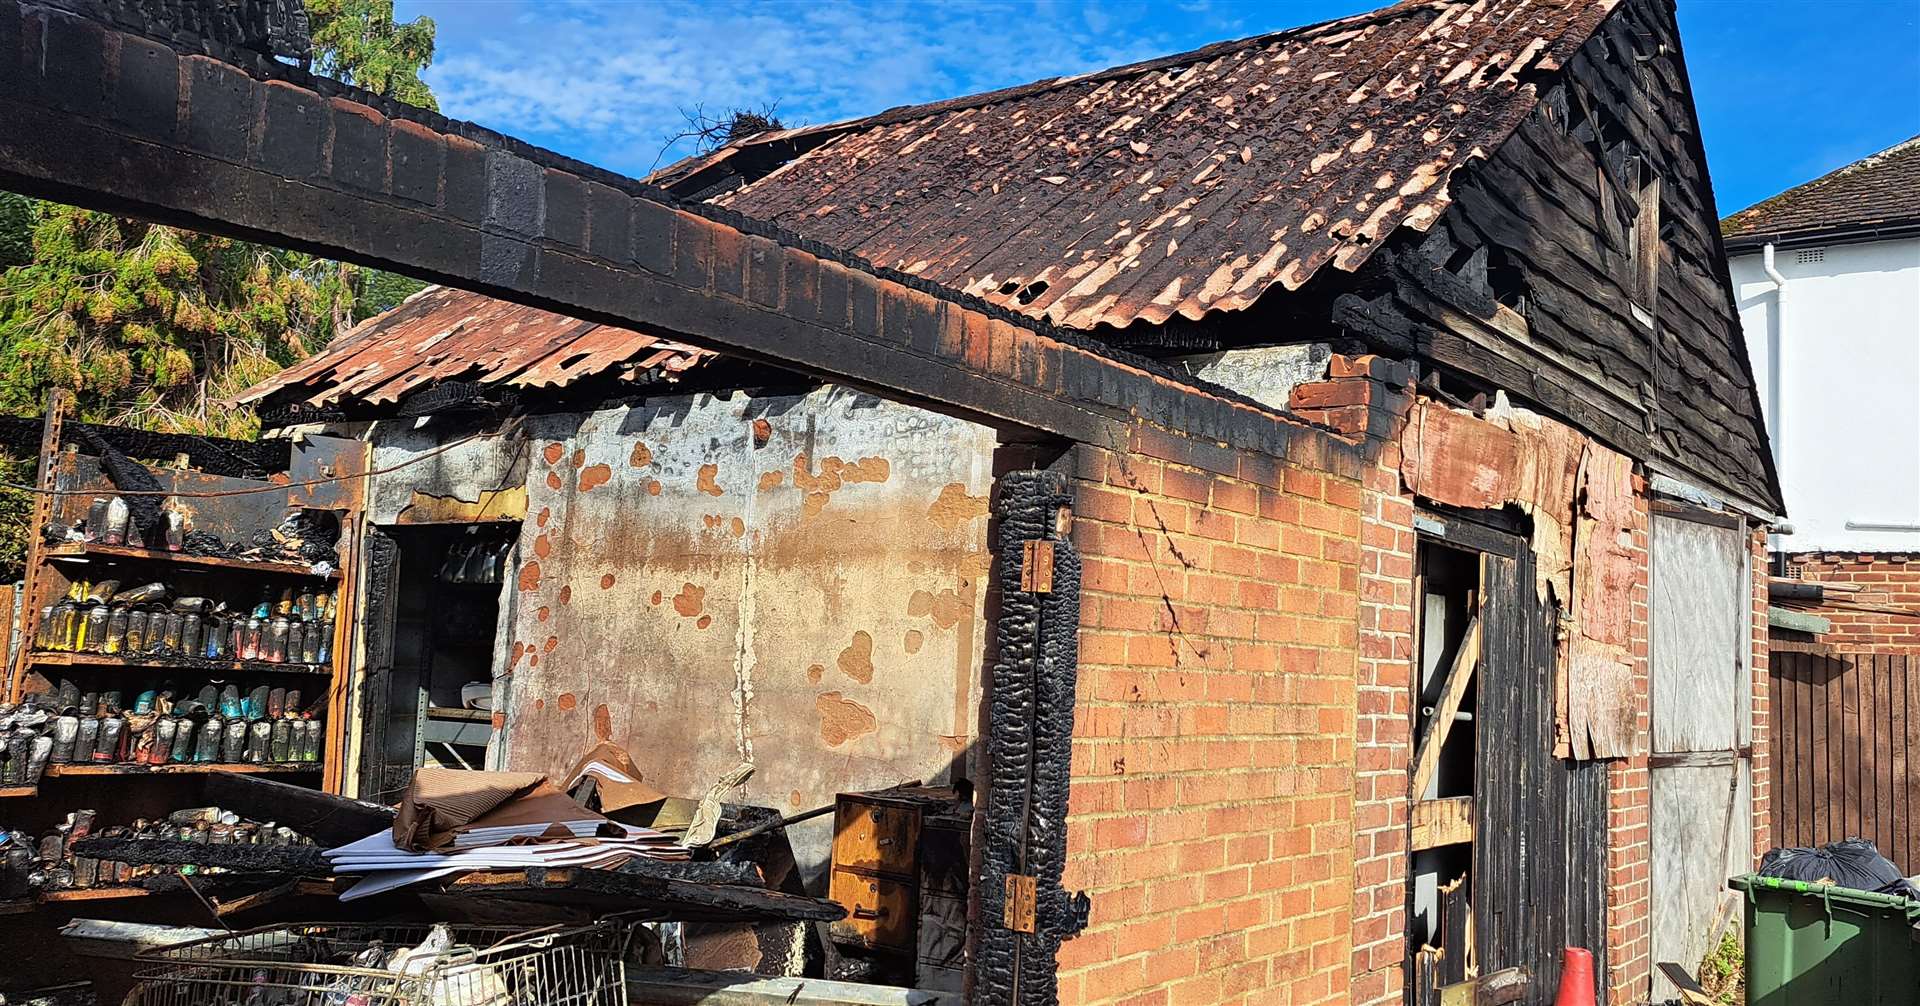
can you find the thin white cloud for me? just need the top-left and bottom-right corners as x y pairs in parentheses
(409, 0), (1278, 177)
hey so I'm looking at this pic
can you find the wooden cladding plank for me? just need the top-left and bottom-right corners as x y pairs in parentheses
(1411, 615), (1482, 801)
(1904, 654), (1918, 870)
(1411, 797), (1475, 850)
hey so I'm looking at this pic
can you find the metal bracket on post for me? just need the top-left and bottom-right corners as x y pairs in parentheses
(1020, 540), (1054, 594)
(1003, 874), (1037, 934)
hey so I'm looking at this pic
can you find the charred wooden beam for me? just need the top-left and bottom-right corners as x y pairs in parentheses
(203, 771), (394, 846)
(0, 416), (290, 477)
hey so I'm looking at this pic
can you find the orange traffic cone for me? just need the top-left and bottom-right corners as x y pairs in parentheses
(1553, 947), (1596, 1006)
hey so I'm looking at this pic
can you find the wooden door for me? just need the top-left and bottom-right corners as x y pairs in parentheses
(1649, 508), (1752, 997)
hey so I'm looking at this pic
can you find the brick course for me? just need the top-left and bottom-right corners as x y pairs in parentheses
(1781, 553), (1920, 653)
(1061, 440), (1364, 1006)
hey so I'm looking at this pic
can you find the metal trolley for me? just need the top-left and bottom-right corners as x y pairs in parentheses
(124, 922), (629, 1006)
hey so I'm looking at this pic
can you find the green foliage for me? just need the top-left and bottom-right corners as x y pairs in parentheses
(0, 192), (32, 268)
(0, 204), (353, 437)
(307, 0), (439, 111)
(1699, 930), (1746, 1005)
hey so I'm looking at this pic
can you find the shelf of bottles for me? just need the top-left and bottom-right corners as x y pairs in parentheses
(11, 543), (340, 787)
(32, 578), (338, 671)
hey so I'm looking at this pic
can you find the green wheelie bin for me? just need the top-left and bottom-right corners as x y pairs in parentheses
(1728, 874), (1920, 1005)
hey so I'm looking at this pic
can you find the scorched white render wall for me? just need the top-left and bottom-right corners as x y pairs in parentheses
(1731, 235), (1920, 552)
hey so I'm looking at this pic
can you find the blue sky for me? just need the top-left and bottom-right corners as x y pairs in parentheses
(399, 0), (1920, 216)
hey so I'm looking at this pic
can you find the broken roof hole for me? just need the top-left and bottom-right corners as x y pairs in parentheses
(1016, 280), (1050, 305)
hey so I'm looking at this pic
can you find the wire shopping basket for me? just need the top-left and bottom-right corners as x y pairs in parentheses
(125, 921), (629, 1006)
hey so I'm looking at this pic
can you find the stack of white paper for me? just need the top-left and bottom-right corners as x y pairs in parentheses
(325, 821), (688, 901)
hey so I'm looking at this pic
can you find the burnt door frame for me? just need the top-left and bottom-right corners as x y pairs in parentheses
(354, 525), (404, 801)
(971, 464), (1090, 1006)
(1412, 506), (1610, 1006)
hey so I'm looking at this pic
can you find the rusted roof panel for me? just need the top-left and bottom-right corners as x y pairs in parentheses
(704, 0), (1618, 331)
(239, 286), (715, 408)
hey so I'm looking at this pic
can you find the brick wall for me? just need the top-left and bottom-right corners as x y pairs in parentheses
(1346, 440), (1416, 1006)
(1604, 493), (1654, 1003)
(1058, 439), (1364, 1006)
(1782, 553), (1920, 653)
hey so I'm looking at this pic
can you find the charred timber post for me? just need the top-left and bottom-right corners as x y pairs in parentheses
(978, 469), (1088, 1006)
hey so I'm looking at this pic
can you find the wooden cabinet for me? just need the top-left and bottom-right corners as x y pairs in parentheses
(825, 786), (972, 990)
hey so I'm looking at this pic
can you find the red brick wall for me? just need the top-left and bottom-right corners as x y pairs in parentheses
(1782, 553), (1920, 653)
(1605, 493), (1653, 1004)
(1059, 440), (1364, 1006)
(1347, 443), (1416, 1006)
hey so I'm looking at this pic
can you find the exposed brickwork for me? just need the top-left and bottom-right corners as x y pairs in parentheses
(1286, 354), (1415, 443)
(1604, 492), (1653, 1004)
(1781, 553), (1920, 653)
(1060, 438), (1364, 1006)
(1346, 440), (1416, 1006)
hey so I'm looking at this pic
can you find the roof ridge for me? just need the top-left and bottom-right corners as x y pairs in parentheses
(846, 3), (1425, 130)
(702, 0), (1439, 158)
(1724, 132), (1920, 225)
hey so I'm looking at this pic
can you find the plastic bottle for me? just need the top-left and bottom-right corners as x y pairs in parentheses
(125, 609), (149, 653)
(266, 616), (289, 663)
(222, 719), (246, 763)
(242, 618), (263, 661)
(85, 498), (109, 540)
(300, 622), (322, 664)
(180, 617), (202, 660)
(163, 508), (185, 552)
(104, 607), (129, 654)
(81, 606), (108, 653)
(168, 719), (195, 762)
(149, 718), (174, 764)
(246, 721), (271, 763)
(194, 718), (221, 762)
(159, 612), (184, 654)
(102, 497), (130, 546)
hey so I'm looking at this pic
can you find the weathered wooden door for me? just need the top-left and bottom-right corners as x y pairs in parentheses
(1649, 508), (1752, 996)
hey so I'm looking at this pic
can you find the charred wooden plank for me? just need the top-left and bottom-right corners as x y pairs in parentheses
(203, 772), (394, 847)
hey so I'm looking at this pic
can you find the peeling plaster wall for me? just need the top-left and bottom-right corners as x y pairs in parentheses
(366, 422), (531, 524)
(458, 387), (998, 880)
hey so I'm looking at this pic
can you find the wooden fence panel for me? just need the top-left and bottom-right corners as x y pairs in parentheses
(1769, 647), (1917, 872)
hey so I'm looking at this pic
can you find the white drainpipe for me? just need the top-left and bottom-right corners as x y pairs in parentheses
(1762, 243), (1788, 547)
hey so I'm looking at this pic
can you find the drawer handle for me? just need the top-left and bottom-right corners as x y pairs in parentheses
(853, 907), (890, 920)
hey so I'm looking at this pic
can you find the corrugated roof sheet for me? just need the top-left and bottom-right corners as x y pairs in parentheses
(1721, 134), (1920, 243)
(238, 286), (714, 408)
(697, 0), (1618, 331)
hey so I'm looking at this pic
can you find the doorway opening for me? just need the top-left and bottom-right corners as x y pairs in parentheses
(359, 522), (518, 801)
